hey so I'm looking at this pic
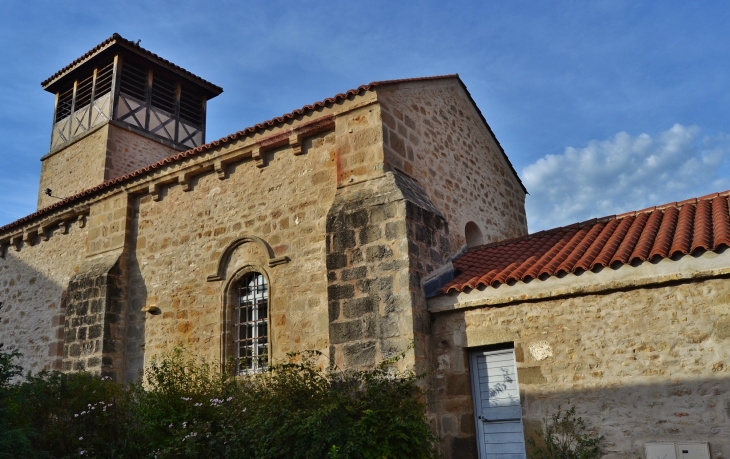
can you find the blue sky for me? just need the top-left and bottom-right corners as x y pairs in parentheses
(1, 1), (729, 231)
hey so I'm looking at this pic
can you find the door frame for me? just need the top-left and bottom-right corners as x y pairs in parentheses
(469, 344), (526, 459)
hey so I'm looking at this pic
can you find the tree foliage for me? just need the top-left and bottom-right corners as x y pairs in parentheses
(0, 346), (438, 459)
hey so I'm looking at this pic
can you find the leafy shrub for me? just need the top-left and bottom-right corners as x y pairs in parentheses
(0, 346), (438, 459)
(527, 406), (602, 459)
(3, 368), (132, 458)
(0, 344), (32, 459)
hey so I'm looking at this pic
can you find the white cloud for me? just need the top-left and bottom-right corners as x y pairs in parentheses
(523, 124), (730, 232)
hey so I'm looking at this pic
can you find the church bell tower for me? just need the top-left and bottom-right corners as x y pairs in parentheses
(38, 33), (222, 209)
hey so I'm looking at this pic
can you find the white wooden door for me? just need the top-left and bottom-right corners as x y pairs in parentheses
(470, 348), (527, 459)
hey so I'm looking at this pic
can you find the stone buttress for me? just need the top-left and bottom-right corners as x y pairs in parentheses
(326, 170), (450, 374)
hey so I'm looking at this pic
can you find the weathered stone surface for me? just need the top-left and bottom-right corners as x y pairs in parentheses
(715, 316), (730, 339)
(38, 127), (109, 209)
(342, 340), (376, 367)
(430, 276), (730, 459)
(377, 80), (527, 252)
(325, 171), (450, 375)
(342, 297), (375, 318)
(517, 366), (547, 385)
(38, 124), (179, 209)
(105, 125), (180, 182)
(63, 251), (128, 379)
(0, 222), (86, 373)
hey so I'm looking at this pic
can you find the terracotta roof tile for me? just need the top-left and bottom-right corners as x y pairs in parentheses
(610, 212), (648, 265)
(441, 191), (730, 294)
(574, 221), (614, 271)
(649, 206), (677, 259)
(691, 199), (713, 252)
(629, 209), (662, 263)
(712, 195), (730, 247)
(592, 215), (634, 269)
(670, 203), (694, 256)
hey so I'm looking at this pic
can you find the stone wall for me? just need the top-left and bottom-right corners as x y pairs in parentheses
(377, 80), (527, 252)
(332, 101), (385, 186)
(326, 173), (410, 370)
(105, 124), (181, 181)
(0, 220), (87, 373)
(38, 127), (109, 209)
(38, 123), (181, 210)
(429, 274), (730, 459)
(325, 171), (450, 374)
(126, 126), (343, 372)
(86, 192), (132, 257)
(62, 251), (128, 380)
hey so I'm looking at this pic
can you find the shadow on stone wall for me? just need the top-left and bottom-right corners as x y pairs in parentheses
(0, 251), (66, 374)
(125, 197), (148, 383)
(435, 362), (730, 459)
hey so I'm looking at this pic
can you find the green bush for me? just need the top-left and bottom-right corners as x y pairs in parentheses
(527, 406), (602, 459)
(0, 344), (33, 459)
(0, 345), (438, 459)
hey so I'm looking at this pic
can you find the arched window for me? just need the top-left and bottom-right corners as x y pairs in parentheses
(233, 272), (269, 374)
(465, 221), (485, 248)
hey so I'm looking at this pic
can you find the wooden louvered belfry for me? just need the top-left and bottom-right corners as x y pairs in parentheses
(42, 33), (223, 152)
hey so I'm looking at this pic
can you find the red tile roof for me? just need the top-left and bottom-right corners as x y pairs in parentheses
(41, 33), (222, 96)
(2, 75), (486, 234)
(440, 191), (730, 294)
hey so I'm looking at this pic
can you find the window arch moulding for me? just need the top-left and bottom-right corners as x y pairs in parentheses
(206, 235), (290, 282)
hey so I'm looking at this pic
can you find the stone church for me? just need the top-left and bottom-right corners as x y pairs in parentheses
(1, 34), (728, 459)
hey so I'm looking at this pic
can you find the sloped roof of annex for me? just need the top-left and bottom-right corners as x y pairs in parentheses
(435, 189), (730, 301)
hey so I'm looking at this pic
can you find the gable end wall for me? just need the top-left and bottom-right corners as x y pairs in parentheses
(377, 80), (527, 254)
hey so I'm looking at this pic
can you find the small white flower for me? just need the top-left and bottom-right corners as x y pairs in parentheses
(79, 436), (83, 441)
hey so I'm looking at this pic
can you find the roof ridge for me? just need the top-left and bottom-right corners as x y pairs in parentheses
(466, 191), (730, 255)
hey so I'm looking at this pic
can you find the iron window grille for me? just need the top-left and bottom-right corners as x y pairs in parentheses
(235, 272), (269, 374)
